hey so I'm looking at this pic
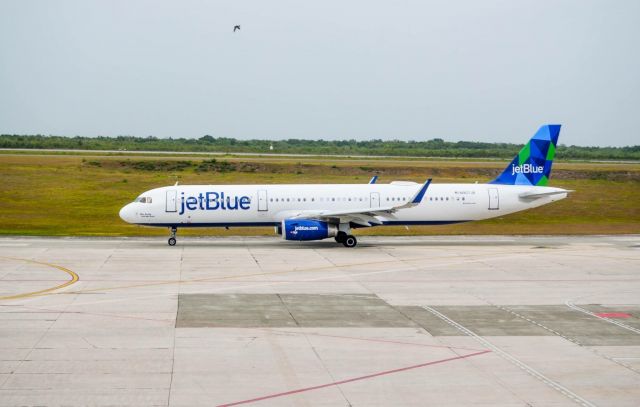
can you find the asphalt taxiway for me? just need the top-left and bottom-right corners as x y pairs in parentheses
(1, 235), (639, 406)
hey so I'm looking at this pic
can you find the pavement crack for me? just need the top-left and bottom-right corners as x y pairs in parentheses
(166, 246), (183, 406)
(276, 294), (299, 327)
(82, 336), (98, 349)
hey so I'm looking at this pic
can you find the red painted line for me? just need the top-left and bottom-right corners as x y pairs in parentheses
(595, 312), (631, 319)
(217, 350), (490, 407)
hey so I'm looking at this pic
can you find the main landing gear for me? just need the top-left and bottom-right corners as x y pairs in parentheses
(335, 232), (357, 248)
(168, 227), (177, 246)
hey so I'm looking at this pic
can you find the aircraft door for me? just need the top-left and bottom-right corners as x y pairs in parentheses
(166, 190), (177, 212)
(488, 188), (499, 210)
(370, 192), (380, 208)
(257, 190), (268, 211)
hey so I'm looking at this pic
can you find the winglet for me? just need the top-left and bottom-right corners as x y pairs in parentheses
(369, 176), (378, 184)
(411, 179), (432, 204)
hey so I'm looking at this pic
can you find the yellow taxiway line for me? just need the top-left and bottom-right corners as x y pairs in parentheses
(0, 256), (79, 301)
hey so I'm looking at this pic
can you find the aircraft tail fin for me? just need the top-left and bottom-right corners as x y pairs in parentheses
(489, 124), (561, 186)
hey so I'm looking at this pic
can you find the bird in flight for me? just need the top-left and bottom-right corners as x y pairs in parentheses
(233, 25), (240, 32)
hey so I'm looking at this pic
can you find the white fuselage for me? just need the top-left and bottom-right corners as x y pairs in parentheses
(119, 182), (568, 228)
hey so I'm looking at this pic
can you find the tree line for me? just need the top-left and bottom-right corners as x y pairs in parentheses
(1, 134), (639, 160)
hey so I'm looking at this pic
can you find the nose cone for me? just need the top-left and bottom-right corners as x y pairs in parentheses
(119, 203), (136, 223)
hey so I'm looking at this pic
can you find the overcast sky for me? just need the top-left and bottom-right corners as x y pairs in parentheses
(1, 1), (638, 146)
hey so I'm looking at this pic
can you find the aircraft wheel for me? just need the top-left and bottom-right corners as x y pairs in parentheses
(335, 232), (346, 243)
(168, 237), (177, 246)
(342, 235), (357, 248)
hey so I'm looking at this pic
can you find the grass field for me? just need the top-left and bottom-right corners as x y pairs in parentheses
(1, 153), (638, 237)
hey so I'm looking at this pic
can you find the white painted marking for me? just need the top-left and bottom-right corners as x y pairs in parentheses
(565, 300), (640, 335)
(421, 305), (596, 407)
(479, 298), (640, 375)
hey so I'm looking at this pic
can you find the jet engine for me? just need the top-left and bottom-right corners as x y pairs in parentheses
(282, 219), (338, 241)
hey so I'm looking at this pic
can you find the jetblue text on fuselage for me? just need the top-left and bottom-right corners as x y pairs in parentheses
(179, 191), (251, 215)
(511, 164), (544, 176)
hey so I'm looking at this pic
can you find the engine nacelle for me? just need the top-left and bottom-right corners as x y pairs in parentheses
(282, 219), (337, 241)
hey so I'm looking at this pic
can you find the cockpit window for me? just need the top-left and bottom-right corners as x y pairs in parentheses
(135, 196), (152, 203)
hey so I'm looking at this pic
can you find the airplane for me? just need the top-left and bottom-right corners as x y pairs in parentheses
(119, 124), (571, 247)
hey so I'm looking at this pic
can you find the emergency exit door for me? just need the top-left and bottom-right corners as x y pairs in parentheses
(488, 188), (499, 210)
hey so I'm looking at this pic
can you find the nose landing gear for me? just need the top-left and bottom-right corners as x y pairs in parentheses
(168, 227), (177, 246)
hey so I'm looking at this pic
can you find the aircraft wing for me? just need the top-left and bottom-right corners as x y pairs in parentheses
(519, 189), (573, 200)
(288, 179), (431, 226)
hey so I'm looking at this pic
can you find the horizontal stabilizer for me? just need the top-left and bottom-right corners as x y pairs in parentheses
(519, 189), (573, 200)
